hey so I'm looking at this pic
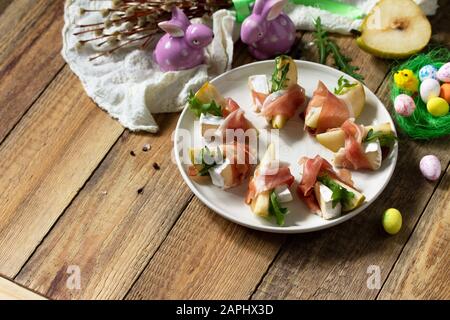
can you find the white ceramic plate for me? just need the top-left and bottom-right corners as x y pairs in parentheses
(174, 60), (397, 233)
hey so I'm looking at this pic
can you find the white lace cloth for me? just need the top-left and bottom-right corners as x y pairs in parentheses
(63, 0), (235, 132)
(63, 0), (437, 132)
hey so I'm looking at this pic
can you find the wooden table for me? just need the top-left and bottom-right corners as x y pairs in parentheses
(0, 0), (449, 300)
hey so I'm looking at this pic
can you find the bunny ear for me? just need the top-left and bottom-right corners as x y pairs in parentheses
(158, 7), (190, 37)
(263, 0), (287, 21)
(253, 0), (266, 14)
(158, 21), (184, 37)
(171, 6), (190, 30)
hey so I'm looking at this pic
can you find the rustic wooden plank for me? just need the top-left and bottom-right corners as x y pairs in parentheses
(126, 197), (285, 299)
(0, 0), (65, 142)
(0, 1), (13, 16)
(0, 67), (123, 278)
(12, 35), (301, 300)
(252, 5), (450, 300)
(378, 166), (449, 300)
(15, 113), (194, 299)
(124, 33), (390, 300)
(252, 78), (450, 300)
(0, 276), (47, 300)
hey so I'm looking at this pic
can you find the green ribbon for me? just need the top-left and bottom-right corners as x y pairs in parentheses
(232, 0), (365, 23)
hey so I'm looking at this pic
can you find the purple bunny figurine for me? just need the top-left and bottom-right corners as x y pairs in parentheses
(154, 7), (214, 72)
(240, 0), (296, 60)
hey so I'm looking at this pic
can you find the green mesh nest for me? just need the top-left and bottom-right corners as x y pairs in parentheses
(390, 48), (450, 140)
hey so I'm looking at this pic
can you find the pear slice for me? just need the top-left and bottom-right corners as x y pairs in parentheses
(316, 123), (393, 152)
(195, 82), (227, 109)
(356, 0), (431, 59)
(251, 143), (276, 217)
(338, 82), (365, 118)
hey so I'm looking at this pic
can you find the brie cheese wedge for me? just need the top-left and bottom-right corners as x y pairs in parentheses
(363, 139), (382, 170)
(208, 158), (233, 189)
(314, 182), (342, 220)
(274, 184), (293, 203)
(199, 113), (223, 137)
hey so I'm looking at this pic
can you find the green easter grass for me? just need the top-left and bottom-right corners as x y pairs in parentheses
(390, 48), (450, 139)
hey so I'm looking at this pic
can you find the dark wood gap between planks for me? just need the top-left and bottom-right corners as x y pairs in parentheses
(121, 193), (195, 299)
(12, 31), (307, 298)
(11, 125), (124, 280)
(248, 66), (392, 300)
(3, 1), (448, 297)
(374, 161), (450, 300)
(0, 63), (66, 147)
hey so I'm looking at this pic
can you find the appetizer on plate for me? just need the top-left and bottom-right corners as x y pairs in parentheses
(297, 156), (365, 220)
(188, 82), (254, 137)
(246, 143), (295, 226)
(248, 55), (306, 129)
(330, 119), (397, 170)
(304, 76), (365, 134)
(188, 143), (254, 189)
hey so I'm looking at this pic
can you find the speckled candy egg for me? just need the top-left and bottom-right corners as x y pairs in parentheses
(418, 65), (437, 81)
(420, 155), (441, 181)
(420, 78), (441, 103)
(394, 94), (416, 116)
(437, 62), (450, 83)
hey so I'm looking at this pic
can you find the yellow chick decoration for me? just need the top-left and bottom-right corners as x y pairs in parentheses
(394, 69), (419, 93)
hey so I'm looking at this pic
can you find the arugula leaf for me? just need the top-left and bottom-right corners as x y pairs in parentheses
(318, 175), (354, 208)
(271, 57), (290, 93)
(364, 129), (398, 147)
(313, 17), (329, 65)
(312, 18), (365, 82)
(334, 76), (358, 95)
(269, 190), (289, 226)
(187, 90), (222, 118)
(197, 146), (218, 176)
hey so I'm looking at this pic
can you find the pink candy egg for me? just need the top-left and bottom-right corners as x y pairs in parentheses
(437, 62), (450, 83)
(420, 155), (441, 181)
(394, 94), (416, 116)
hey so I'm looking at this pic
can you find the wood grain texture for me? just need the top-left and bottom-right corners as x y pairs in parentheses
(378, 166), (450, 300)
(0, 67), (123, 278)
(252, 6), (450, 300)
(0, 0), (65, 142)
(126, 197), (285, 300)
(15, 114), (194, 299)
(252, 78), (450, 300)
(0, 276), (47, 300)
(124, 34), (388, 300)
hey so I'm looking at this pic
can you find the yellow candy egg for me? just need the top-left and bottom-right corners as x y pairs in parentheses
(382, 208), (402, 235)
(427, 97), (449, 117)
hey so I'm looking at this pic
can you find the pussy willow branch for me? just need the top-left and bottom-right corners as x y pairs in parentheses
(75, 0), (232, 60)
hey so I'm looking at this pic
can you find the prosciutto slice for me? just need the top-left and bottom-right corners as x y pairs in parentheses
(246, 164), (294, 204)
(261, 84), (306, 119)
(222, 97), (240, 117)
(305, 81), (350, 134)
(297, 155), (354, 213)
(188, 143), (254, 188)
(334, 120), (372, 170)
(251, 90), (269, 112)
(216, 109), (254, 135)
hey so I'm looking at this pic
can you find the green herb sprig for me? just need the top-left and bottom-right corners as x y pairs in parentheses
(364, 129), (398, 147)
(271, 59), (290, 93)
(312, 18), (364, 82)
(269, 191), (289, 226)
(197, 146), (219, 176)
(334, 76), (358, 95)
(318, 175), (354, 208)
(187, 90), (222, 118)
